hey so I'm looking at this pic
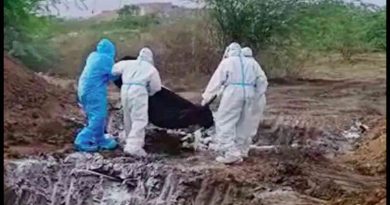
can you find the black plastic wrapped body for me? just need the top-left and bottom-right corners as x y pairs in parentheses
(114, 56), (214, 129)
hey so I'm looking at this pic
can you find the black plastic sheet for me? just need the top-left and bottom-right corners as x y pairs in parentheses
(114, 56), (214, 129)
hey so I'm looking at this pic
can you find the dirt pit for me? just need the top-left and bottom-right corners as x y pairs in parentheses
(4, 109), (386, 205)
(4, 133), (385, 205)
(3, 53), (386, 204)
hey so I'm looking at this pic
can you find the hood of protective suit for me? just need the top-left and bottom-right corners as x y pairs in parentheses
(96, 39), (115, 59)
(222, 47), (229, 59)
(138, 47), (154, 65)
(226, 42), (241, 57)
(242, 47), (253, 57)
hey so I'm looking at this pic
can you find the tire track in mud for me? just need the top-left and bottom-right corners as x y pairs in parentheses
(266, 78), (385, 118)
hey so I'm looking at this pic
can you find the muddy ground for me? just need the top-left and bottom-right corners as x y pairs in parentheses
(3, 53), (386, 204)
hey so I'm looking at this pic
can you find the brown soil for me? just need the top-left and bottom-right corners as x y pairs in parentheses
(4, 53), (82, 158)
(328, 188), (386, 205)
(3, 53), (386, 204)
(323, 119), (386, 205)
(174, 54), (387, 204)
(341, 119), (386, 176)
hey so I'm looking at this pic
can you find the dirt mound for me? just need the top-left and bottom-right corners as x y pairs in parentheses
(328, 188), (386, 205)
(327, 119), (387, 205)
(342, 119), (386, 176)
(4, 54), (81, 158)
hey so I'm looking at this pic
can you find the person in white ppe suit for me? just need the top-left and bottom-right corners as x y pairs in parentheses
(112, 47), (162, 157)
(201, 43), (268, 164)
(240, 47), (268, 158)
(207, 47), (230, 114)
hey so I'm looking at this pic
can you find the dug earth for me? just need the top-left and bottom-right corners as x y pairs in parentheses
(4, 53), (386, 205)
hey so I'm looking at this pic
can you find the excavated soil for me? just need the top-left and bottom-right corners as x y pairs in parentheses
(4, 54), (82, 158)
(3, 53), (386, 205)
(3, 141), (385, 205)
(341, 119), (386, 176)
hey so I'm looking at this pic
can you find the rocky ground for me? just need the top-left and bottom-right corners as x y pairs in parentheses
(3, 53), (386, 205)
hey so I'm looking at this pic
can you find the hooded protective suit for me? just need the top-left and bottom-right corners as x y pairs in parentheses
(239, 47), (268, 157)
(112, 48), (162, 157)
(202, 43), (267, 163)
(206, 46), (230, 112)
(75, 39), (118, 152)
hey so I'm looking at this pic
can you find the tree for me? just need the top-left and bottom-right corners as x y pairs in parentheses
(206, 0), (302, 50)
(118, 5), (141, 18)
(4, 0), (86, 68)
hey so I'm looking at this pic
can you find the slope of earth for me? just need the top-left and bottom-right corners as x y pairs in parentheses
(4, 54), (82, 158)
(4, 53), (386, 205)
(341, 119), (386, 176)
(323, 119), (387, 205)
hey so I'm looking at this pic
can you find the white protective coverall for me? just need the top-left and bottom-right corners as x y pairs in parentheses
(240, 47), (268, 157)
(207, 46), (230, 114)
(112, 48), (162, 156)
(202, 43), (268, 164)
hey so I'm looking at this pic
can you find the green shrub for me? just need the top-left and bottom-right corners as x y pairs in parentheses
(206, 0), (386, 69)
(292, 0), (376, 60)
(5, 0), (386, 79)
(206, 0), (302, 50)
(4, 0), (59, 70)
(365, 8), (386, 50)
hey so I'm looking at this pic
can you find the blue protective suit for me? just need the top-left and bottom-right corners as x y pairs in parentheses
(75, 39), (118, 152)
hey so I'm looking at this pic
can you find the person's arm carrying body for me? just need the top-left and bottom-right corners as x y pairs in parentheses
(201, 60), (228, 106)
(148, 67), (162, 96)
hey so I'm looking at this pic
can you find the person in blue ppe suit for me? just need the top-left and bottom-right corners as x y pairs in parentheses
(75, 38), (118, 152)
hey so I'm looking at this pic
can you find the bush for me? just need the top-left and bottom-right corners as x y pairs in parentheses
(292, 0), (379, 61)
(118, 5), (140, 17)
(129, 19), (220, 72)
(207, 0), (302, 50)
(365, 8), (386, 50)
(115, 5), (160, 28)
(4, 0), (60, 70)
(206, 0), (386, 71)
(6, 0), (386, 80)
(115, 15), (160, 29)
(206, 0), (306, 77)
(45, 16), (156, 76)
